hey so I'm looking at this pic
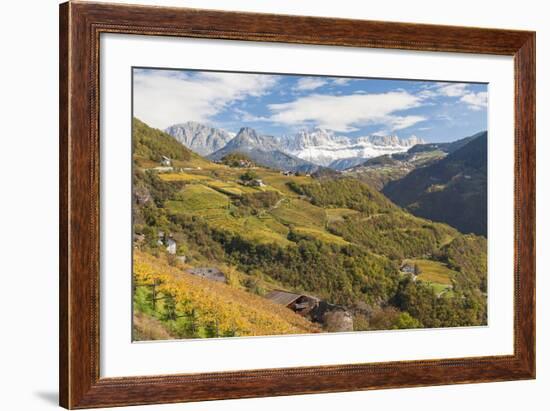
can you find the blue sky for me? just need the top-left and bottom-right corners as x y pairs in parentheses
(133, 68), (487, 143)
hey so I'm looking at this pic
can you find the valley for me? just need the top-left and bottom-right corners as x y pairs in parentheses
(132, 118), (488, 339)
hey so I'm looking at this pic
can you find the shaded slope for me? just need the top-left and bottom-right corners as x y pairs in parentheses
(383, 132), (487, 236)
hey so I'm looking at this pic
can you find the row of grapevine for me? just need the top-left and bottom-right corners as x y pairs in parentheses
(133, 251), (320, 339)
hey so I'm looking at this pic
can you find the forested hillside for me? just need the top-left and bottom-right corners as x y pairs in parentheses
(383, 132), (487, 236)
(345, 134), (478, 190)
(132, 119), (488, 339)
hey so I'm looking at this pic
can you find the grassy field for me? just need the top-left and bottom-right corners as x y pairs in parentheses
(133, 310), (175, 341)
(211, 215), (293, 246)
(293, 226), (350, 246)
(158, 172), (212, 183)
(325, 208), (360, 223)
(205, 180), (248, 196)
(270, 198), (326, 228)
(430, 283), (453, 297)
(168, 184), (230, 211)
(403, 258), (458, 285)
(261, 173), (314, 196)
(205, 180), (264, 196)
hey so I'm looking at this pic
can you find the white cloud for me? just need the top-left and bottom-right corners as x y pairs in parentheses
(460, 91), (488, 110)
(268, 91), (425, 132)
(418, 89), (437, 99)
(332, 78), (351, 86)
(386, 115), (427, 131)
(418, 83), (470, 99)
(437, 113), (454, 124)
(419, 82), (488, 112)
(133, 70), (278, 129)
(436, 83), (469, 97)
(293, 77), (327, 91)
(233, 107), (270, 123)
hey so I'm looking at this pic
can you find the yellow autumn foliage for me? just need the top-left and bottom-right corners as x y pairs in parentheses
(133, 251), (319, 337)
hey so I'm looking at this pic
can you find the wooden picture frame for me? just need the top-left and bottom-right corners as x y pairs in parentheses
(59, 1), (535, 408)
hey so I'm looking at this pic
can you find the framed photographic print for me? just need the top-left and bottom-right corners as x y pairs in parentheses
(59, 1), (535, 409)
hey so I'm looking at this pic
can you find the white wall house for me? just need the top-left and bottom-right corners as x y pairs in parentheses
(160, 155), (172, 166)
(166, 238), (177, 255)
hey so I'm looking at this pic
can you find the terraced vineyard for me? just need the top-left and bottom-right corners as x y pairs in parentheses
(132, 118), (488, 339)
(133, 251), (319, 339)
(157, 160), (349, 248)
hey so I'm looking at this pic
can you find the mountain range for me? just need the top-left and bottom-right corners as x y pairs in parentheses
(165, 121), (425, 171)
(207, 127), (323, 173)
(161, 120), (487, 235)
(382, 131), (488, 236)
(277, 128), (425, 168)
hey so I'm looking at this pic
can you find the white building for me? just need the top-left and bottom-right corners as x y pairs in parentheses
(160, 155), (172, 166)
(166, 238), (177, 255)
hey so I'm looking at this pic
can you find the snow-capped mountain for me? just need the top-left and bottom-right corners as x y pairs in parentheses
(165, 121), (235, 156)
(277, 128), (426, 167)
(164, 121), (425, 171)
(277, 128), (348, 152)
(359, 134), (425, 147)
(209, 127), (321, 173)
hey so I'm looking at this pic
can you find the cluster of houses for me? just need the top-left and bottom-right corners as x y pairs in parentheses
(280, 170), (295, 176)
(279, 170), (311, 177)
(234, 158), (254, 168)
(213, 157), (256, 168)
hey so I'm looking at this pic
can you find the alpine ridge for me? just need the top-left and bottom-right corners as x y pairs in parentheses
(165, 121), (426, 170)
(165, 121), (234, 156)
(277, 128), (425, 167)
(208, 127), (322, 173)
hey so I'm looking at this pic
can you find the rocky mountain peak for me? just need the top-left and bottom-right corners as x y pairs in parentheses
(165, 121), (234, 156)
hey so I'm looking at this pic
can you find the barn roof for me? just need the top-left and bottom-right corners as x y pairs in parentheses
(265, 290), (308, 306)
